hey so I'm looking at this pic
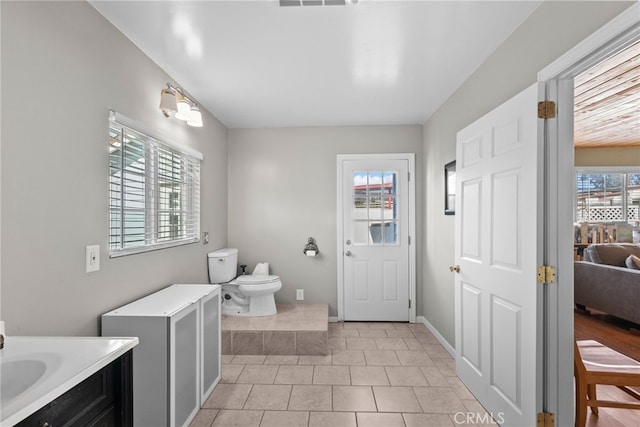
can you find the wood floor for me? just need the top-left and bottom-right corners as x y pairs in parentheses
(574, 308), (640, 427)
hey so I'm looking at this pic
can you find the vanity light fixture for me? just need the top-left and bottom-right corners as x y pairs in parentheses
(159, 89), (176, 117)
(158, 83), (203, 127)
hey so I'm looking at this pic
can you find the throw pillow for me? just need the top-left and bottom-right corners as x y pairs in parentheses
(592, 244), (638, 266)
(625, 254), (640, 270)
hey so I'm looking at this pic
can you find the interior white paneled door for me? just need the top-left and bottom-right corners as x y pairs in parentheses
(454, 83), (543, 426)
(342, 158), (410, 321)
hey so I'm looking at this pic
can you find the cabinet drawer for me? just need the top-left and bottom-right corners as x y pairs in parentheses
(16, 351), (132, 427)
(86, 405), (117, 427)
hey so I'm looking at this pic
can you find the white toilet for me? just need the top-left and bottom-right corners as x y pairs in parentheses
(208, 248), (282, 316)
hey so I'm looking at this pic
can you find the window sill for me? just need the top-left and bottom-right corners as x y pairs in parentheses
(109, 238), (200, 258)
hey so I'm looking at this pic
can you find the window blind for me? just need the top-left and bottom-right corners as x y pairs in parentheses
(109, 111), (201, 257)
(575, 168), (640, 225)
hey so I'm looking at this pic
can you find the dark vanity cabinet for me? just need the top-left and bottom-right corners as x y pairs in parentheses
(16, 350), (133, 427)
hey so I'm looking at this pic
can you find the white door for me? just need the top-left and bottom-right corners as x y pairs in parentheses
(341, 157), (410, 321)
(454, 83), (543, 425)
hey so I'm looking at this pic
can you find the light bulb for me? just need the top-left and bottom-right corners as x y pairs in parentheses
(187, 106), (203, 127)
(175, 93), (191, 121)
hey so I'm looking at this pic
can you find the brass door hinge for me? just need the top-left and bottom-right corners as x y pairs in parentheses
(537, 265), (556, 284)
(537, 412), (555, 427)
(538, 101), (556, 119)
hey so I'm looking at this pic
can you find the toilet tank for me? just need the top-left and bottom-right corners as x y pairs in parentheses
(207, 248), (238, 283)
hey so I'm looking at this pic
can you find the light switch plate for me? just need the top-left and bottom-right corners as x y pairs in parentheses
(86, 245), (100, 273)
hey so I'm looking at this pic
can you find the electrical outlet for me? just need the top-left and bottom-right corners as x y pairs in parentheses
(296, 289), (304, 301)
(203, 232), (209, 244)
(86, 245), (100, 273)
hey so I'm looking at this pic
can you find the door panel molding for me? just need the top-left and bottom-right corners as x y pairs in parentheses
(460, 282), (481, 371)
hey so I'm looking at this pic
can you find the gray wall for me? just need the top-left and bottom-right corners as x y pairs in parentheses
(422, 0), (634, 346)
(1, 0), (632, 342)
(0, 2), (3, 323)
(1, 1), (228, 336)
(227, 126), (423, 317)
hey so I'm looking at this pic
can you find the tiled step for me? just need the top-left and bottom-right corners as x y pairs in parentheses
(221, 304), (328, 356)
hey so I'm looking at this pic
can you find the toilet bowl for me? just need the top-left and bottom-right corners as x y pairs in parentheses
(208, 249), (282, 317)
(221, 267), (282, 316)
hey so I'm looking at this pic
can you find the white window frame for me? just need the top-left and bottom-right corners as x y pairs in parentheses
(109, 111), (203, 257)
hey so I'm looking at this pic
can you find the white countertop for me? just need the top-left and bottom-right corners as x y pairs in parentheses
(102, 284), (219, 317)
(0, 336), (138, 426)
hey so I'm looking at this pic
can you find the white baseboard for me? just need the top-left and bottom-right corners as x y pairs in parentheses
(416, 316), (456, 358)
(328, 316), (339, 323)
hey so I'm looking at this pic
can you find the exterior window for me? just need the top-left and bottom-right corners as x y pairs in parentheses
(109, 111), (202, 257)
(352, 171), (399, 245)
(575, 169), (640, 244)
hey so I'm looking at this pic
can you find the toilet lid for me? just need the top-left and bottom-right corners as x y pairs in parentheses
(236, 275), (280, 285)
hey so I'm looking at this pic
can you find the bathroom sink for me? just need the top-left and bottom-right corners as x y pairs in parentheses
(0, 350), (62, 422)
(1, 359), (47, 401)
(0, 337), (138, 426)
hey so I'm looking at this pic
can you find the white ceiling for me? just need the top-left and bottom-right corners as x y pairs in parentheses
(90, 0), (542, 129)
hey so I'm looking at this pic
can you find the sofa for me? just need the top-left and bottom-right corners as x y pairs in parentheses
(575, 243), (640, 325)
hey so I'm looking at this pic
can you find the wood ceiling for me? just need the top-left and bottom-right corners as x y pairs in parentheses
(574, 40), (640, 148)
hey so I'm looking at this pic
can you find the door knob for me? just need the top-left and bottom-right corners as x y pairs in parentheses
(345, 251), (352, 256)
(449, 265), (460, 273)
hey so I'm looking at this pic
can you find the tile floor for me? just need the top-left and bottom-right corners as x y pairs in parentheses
(191, 322), (494, 427)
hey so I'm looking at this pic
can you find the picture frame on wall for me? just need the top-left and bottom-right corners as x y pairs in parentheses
(444, 160), (456, 215)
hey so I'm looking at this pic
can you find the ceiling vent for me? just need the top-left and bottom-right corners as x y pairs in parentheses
(280, 0), (347, 6)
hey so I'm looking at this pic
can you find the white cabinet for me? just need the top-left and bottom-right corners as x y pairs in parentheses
(200, 289), (221, 402)
(102, 284), (221, 427)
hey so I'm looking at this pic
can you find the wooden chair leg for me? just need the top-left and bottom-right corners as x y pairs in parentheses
(576, 378), (588, 427)
(587, 384), (599, 415)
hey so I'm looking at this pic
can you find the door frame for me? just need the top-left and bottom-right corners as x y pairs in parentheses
(539, 4), (639, 426)
(336, 153), (416, 323)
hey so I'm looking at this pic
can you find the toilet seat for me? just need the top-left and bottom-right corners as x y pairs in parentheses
(236, 275), (280, 285)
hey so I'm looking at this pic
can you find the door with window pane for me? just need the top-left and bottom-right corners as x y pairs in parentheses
(342, 158), (409, 321)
